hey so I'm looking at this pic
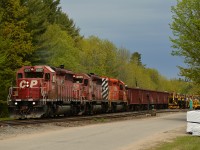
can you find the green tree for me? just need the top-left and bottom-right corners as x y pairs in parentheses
(43, 0), (61, 24)
(40, 24), (81, 71)
(22, 0), (57, 64)
(80, 36), (118, 77)
(56, 12), (81, 45)
(0, 0), (33, 68)
(130, 52), (143, 66)
(146, 68), (160, 89)
(22, 0), (81, 64)
(116, 47), (130, 82)
(170, 0), (200, 85)
(0, 0), (33, 100)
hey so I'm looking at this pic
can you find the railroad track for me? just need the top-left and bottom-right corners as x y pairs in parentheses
(0, 109), (186, 127)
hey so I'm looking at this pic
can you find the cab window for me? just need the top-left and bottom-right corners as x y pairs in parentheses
(120, 84), (123, 90)
(84, 79), (88, 86)
(73, 78), (83, 83)
(65, 74), (73, 82)
(25, 72), (43, 78)
(18, 73), (23, 78)
(45, 73), (50, 81)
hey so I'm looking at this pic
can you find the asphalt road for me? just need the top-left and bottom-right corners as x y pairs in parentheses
(0, 112), (186, 150)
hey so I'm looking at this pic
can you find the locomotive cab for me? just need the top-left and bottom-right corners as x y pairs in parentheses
(8, 66), (55, 119)
(106, 78), (127, 102)
(73, 74), (90, 100)
(73, 73), (107, 114)
(104, 77), (128, 112)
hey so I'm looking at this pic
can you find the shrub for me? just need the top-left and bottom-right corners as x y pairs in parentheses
(0, 100), (9, 118)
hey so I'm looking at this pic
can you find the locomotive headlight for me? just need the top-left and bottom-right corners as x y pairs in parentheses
(26, 81), (29, 87)
(32, 102), (36, 105)
(14, 102), (18, 105)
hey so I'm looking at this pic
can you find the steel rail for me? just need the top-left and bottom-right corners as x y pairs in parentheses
(0, 109), (187, 127)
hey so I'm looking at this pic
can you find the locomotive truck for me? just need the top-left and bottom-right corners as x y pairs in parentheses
(7, 65), (169, 119)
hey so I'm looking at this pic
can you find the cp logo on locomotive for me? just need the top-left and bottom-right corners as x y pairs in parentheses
(19, 80), (38, 88)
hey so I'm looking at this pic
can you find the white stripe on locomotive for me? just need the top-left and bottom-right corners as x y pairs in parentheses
(102, 78), (109, 100)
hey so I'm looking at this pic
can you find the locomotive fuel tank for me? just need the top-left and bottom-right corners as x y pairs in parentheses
(115, 105), (124, 111)
(55, 105), (72, 115)
(93, 105), (102, 113)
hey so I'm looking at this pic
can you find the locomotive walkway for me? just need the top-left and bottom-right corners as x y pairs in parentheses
(0, 112), (186, 150)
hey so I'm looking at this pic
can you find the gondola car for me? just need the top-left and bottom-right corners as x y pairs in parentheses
(127, 87), (169, 111)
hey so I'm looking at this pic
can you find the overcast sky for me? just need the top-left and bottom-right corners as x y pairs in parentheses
(60, 0), (184, 79)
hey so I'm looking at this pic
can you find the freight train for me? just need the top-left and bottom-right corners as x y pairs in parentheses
(7, 65), (169, 119)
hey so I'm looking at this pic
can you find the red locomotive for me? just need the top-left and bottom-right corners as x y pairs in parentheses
(8, 65), (75, 118)
(7, 65), (169, 119)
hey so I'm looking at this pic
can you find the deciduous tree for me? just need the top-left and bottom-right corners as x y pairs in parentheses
(170, 0), (200, 84)
(0, 0), (33, 100)
(40, 24), (81, 71)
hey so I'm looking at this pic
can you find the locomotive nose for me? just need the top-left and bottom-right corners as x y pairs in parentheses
(16, 79), (42, 100)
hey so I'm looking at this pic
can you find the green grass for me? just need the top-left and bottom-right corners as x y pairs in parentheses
(0, 117), (13, 121)
(93, 117), (108, 123)
(150, 136), (200, 150)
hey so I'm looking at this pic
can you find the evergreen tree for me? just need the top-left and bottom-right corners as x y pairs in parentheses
(55, 12), (82, 46)
(22, 0), (52, 64)
(22, 0), (49, 44)
(22, 0), (81, 64)
(130, 52), (143, 66)
(43, 0), (61, 24)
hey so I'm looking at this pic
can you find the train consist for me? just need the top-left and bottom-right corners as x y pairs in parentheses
(7, 65), (169, 119)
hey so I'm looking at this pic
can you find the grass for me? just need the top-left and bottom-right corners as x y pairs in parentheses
(93, 117), (108, 123)
(0, 117), (13, 121)
(150, 136), (200, 150)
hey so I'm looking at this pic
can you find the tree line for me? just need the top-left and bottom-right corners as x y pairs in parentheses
(0, 0), (198, 101)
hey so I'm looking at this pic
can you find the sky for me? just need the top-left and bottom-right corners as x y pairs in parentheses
(60, 0), (184, 79)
